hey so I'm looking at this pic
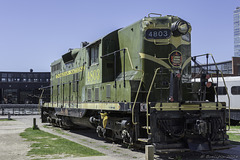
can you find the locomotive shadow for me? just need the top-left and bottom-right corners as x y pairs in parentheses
(68, 127), (103, 141)
(229, 140), (240, 145)
(66, 127), (240, 159)
(43, 124), (99, 139)
(44, 124), (240, 159)
(68, 127), (145, 152)
(155, 150), (240, 160)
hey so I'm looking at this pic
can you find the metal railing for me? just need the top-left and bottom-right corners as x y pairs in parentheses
(0, 104), (40, 115)
(192, 53), (231, 130)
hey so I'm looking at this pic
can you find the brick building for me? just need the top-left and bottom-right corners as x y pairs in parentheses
(192, 57), (240, 76)
(0, 70), (50, 104)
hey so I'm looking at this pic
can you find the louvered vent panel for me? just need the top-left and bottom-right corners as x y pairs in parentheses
(106, 84), (111, 98)
(87, 88), (91, 101)
(95, 88), (99, 101)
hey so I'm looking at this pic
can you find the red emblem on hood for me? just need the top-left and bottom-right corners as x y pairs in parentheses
(169, 51), (182, 67)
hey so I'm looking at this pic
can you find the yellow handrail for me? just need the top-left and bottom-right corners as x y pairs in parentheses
(145, 68), (161, 135)
(210, 74), (217, 96)
(207, 53), (231, 130)
(123, 48), (145, 125)
(132, 72), (144, 125)
(196, 53), (231, 130)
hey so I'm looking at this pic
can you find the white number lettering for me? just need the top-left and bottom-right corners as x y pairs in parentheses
(147, 29), (169, 39)
(148, 31), (152, 37)
(153, 31), (157, 37)
(158, 31), (163, 37)
(164, 31), (168, 37)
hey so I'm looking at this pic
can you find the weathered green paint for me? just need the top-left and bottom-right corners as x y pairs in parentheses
(40, 14), (231, 152)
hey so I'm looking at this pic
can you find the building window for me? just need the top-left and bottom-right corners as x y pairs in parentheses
(2, 73), (7, 78)
(1, 78), (7, 82)
(231, 86), (240, 95)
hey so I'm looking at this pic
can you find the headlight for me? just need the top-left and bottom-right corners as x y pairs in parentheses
(178, 21), (189, 34)
(171, 20), (190, 36)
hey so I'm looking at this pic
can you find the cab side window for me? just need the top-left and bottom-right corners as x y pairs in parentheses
(88, 42), (100, 66)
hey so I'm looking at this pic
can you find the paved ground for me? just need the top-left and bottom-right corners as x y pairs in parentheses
(0, 115), (144, 160)
(0, 118), (31, 160)
(1, 115), (240, 160)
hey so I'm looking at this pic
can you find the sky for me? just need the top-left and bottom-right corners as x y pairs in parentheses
(0, 0), (239, 72)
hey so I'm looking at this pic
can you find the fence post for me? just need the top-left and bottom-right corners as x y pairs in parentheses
(33, 118), (39, 130)
(8, 112), (11, 120)
(145, 145), (154, 160)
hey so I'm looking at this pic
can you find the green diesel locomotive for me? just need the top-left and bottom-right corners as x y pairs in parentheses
(42, 13), (230, 151)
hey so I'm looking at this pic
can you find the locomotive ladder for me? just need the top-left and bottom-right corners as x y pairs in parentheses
(145, 67), (163, 135)
(134, 67), (169, 137)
